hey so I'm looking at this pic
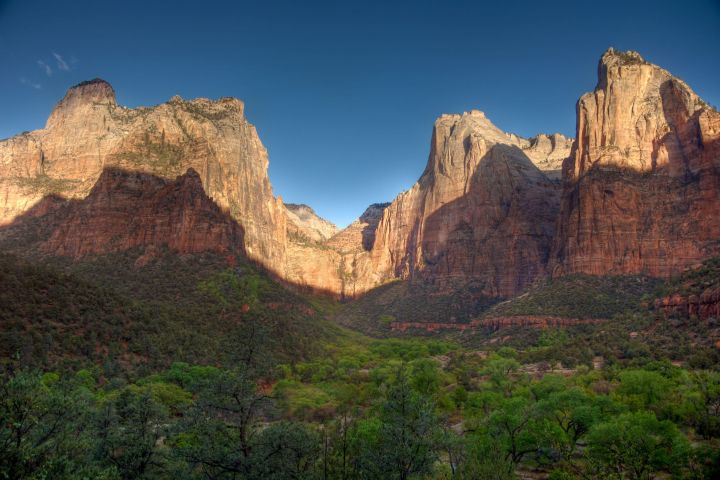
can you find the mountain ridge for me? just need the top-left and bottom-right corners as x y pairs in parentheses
(1, 47), (719, 306)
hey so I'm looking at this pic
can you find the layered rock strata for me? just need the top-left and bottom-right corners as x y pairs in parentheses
(0, 79), (286, 274)
(365, 111), (563, 297)
(551, 48), (720, 277)
(2, 47), (719, 302)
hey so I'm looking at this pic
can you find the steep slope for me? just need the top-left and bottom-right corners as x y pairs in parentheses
(551, 48), (720, 277)
(0, 79), (287, 274)
(655, 257), (720, 320)
(47, 168), (243, 266)
(0, 249), (344, 373)
(326, 203), (389, 253)
(363, 110), (562, 298)
(285, 203), (338, 243)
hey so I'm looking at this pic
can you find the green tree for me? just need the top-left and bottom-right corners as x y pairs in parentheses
(679, 370), (720, 439)
(585, 411), (689, 480)
(172, 366), (271, 478)
(616, 369), (672, 413)
(460, 432), (515, 480)
(537, 388), (599, 462)
(357, 366), (439, 480)
(410, 358), (441, 395)
(483, 354), (521, 396)
(487, 395), (544, 472)
(247, 422), (320, 479)
(0, 369), (104, 480)
(95, 388), (170, 479)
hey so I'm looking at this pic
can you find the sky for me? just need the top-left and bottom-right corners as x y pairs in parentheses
(1, 0), (719, 227)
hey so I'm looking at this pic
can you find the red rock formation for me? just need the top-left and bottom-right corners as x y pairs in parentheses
(3, 48), (719, 303)
(551, 49), (720, 278)
(654, 288), (720, 320)
(366, 111), (562, 298)
(390, 316), (601, 332)
(38, 168), (244, 262)
(0, 79), (286, 275)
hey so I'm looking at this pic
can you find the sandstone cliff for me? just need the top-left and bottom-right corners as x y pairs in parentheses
(1, 168), (245, 267)
(0, 83), (573, 299)
(285, 203), (338, 243)
(363, 110), (562, 297)
(0, 79), (286, 274)
(551, 48), (720, 278)
(522, 133), (573, 179)
(2, 48), (718, 304)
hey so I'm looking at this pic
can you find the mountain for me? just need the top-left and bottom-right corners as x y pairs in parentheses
(551, 48), (720, 277)
(0, 48), (718, 309)
(1, 168), (245, 266)
(0, 79), (570, 298)
(361, 110), (564, 298)
(0, 78), (287, 274)
(285, 203), (338, 243)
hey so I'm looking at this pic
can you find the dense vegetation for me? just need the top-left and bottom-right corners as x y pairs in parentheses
(483, 274), (661, 319)
(3, 337), (720, 479)
(0, 251), (346, 376)
(334, 279), (499, 335)
(658, 256), (720, 298)
(1, 252), (720, 478)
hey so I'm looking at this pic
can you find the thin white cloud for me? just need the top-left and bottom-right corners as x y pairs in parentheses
(37, 59), (52, 76)
(52, 52), (69, 71)
(20, 77), (42, 90)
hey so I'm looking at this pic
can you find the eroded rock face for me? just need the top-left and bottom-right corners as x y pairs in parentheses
(522, 133), (573, 179)
(551, 49), (720, 278)
(364, 111), (562, 298)
(0, 79), (286, 275)
(25, 168), (245, 264)
(0, 83), (569, 299)
(285, 203), (338, 243)
(326, 203), (388, 253)
(655, 290), (720, 320)
(3, 48), (717, 302)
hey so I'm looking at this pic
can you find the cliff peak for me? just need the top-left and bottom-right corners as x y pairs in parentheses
(601, 47), (647, 66)
(285, 202), (338, 243)
(596, 48), (652, 91)
(46, 78), (116, 129)
(64, 78), (116, 104)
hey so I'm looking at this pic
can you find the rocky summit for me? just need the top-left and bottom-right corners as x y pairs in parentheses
(1, 49), (719, 301)
(551, 48), (720, 278)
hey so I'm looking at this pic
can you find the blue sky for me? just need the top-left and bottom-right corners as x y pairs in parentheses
(1, 0), (719, 227)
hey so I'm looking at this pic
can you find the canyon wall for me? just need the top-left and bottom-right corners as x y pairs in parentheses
(551, 49), (720, 277)
(363, 111), (566, 297)
(36, 168), (244, 266)
(0, 79), (287, 275)
(2, 48), (719, 302)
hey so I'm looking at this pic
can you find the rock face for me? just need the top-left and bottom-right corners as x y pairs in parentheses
(326, 203), (389, 253)
(9, 168), (245, 265)
(362, 111), (562, 298)
(285, 203), (338, 243)
(2, 48), (718, 302)
(551, 48), (720, 278)
(655, 290), (720, 320)
(0, 79), (567, 299)
(522, 133), (573, 179)
(0, 79), (286, 275)
(51, 168), (244, 260)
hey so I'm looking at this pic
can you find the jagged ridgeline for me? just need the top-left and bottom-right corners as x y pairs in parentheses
(0, 47), (719, 340)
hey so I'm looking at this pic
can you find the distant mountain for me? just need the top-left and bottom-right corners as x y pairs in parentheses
(284, 203), (338, 243)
